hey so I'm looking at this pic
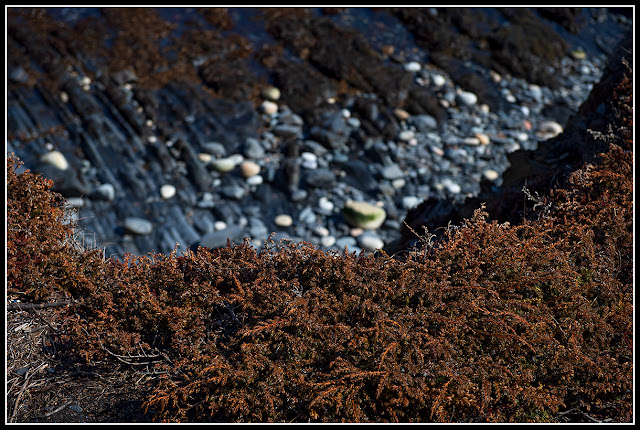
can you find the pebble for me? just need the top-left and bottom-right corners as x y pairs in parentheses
(380, 163), (404, 180)
(198, 153), (212, 163)
(160, 184), (176, 199)
(261, 85), (281, 101)
(246, 175), (263, 186)
(274, 214), (293, 227)
(483, 169), (500, 181)
(402, 195), (421, 210)
(537, 120), (564, 140)
(342, 200), (386, 230)
(318, 196), (334, 212)
(431, 73), (446, 87)
(397, 129), (415, 142)
(240, 160), (261, 178)
(475, 133), (490, 146)
(210, 157), (237, 173)
(124, 217), (153, 235)
(393, 108), (410, 121)
(40, 150), (69, 170)
(214, 221), (227, 231)
(403, 61), (422, 73)
(455, 90), (478, 107)
(260, 100), (278, 115)
(92, 183), (115, 201)
(356, 232), (384, 252)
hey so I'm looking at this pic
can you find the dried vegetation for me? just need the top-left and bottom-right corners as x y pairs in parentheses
(6, 63), (633, 424)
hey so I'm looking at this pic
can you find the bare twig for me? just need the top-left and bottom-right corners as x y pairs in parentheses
(7, 301), (72, 311)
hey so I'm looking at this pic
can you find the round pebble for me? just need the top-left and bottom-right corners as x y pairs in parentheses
(537, 120), (564, 140)
(318, 196), (334, 212)
(357, 232), (384, 252)
(483, 169), (500, 181)
(40, 150), (69, 170)
(211, 157), (238, 173)
(456, 90), (478, 107)
(261, 85), (281, 101)
(475, 133), (490, 146)
(198, 152), (212, 163)
(246, 175), (263, 186)
(214, 221), (227, 231)
(431, 73), (446, 87)
(260, 100), (278, 115)
(124, 217), (153, 235)
(397, 130), (415, 142)
(160, 184), (176, 199)
(240, 160), (261, 178)
(274, 214), (293, 227)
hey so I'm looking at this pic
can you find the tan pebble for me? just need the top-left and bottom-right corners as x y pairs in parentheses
(523, 119), (533, 130)
(483, 169), (499, 181)
(240, 160), (260, 178)
(198, 153), (212, 163)
(260, 100), (278, 115)
(393, 108), (410, 121)
(274, 214), (293, 227)
(350, 227), (364, 237)
(40, 151), (68, 170)
(489, 70), (502, 83)
(261, 86), (281, 101)
(474, 133), (490, 146)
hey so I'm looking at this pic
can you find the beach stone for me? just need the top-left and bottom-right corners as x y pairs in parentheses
(210, 157), (238, 173)
(260, 100), (278, 115)
(404, 61), (422, 72)
(402, 195), (421, 210)
(397, 130), (415, 142)
(160, 184), (176, 199)
(274, 214), (293, 227)
(273, 123), (302, 139)
(475, 133), (490, 146)
(198, 153), (212, 163)
(220, 184), (246, 200)
(318, 196), (334, 212)
(357, 232), (384, 252)
(92, 183), (115, 201)
(214, 221), (227, 231)
(202, 142), (227, 157)
(456, 91), (478, 107)
(246, 175), (263, 186)
(261, 85), (281, 101)
(40, 150), (69, 170)
(240, 160), (261, 178)
(304, 168), (336, 188)
(483, 169), (500, 181)
(408, 114), (438, 131)
(431, 73), (446, 87)
(124, 217), (153, 235)
(393, 108), (410, 121)
(342, 200), (387, 230)
(242, 138), (265, 159)
(537, 120), (564, 140)
(320, 235), (336, 248)
(380, 163), (404, 180)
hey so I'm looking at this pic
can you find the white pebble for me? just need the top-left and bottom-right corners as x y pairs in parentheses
(318, 196), (334, 212)
(315, 225), (330, 237)
(246, 175), (263, 186)
(483, 169), (500, 181)
(321, 235), (336, 247)
(431, 74), (446, 87)
(198, 152), (212, 163)
(341, 108), (351, 118)
(456, 90), (478, 106)
(214, 221), (227, 231)
(160, 184), (176, 199)
(397, 130), (415, 142)
(404, 61), (422, 73)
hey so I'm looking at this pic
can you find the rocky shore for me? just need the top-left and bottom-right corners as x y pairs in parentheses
(6, 7), (632, 260)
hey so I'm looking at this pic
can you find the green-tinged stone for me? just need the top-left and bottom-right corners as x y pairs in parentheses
(210, 157), (237, 173)
(342, 200), (386, 230)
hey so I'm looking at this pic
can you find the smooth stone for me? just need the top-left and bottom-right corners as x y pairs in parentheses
(124, 217), (153, 235)
(462, 137), (481, 146)
(483, 169), (500, 181)
(40, 150), (69, 170)
(342, 200), (386, 230)
(456, 91), (478, 107)
(393, 108), (410, 121)
(210, 157), (237, 173)
(214, 221), (227, 231)
(273, 123), (302, 139)
(304, 168), (336, 188)
(260, 100), (278, 115)
(320, 235), (336, 248)
(391, 178), (406, 189)
(261, 85), (281, 101)
(431, 74), (446, 87)
(380, 164), (404, 180)
(220, 185), (246, 200)
(240, 160), (261, 178)
(246, 175), (263, 186)
(202, 142), (227, 157)
(198, 153), (212, 163)
(243, 138), (265, 159)
(314, 225), (330, 237)
(408, 114), (438, 131)
(402, 195), (421, 210)
(274, 214), (293, 227)
(475, 133), (490, 146)
(357, 232), (384, 252)
(160, 184), (176, 199)
(318, 196), (334, 212)
(397, 130), (415, 142)
(537, 120), (564, 140)
(92, 183), (115, 201)
(404, 61), (422, 73)
(65, 197), (85, 208)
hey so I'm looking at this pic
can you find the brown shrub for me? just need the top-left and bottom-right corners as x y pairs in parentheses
(5, 66), (633, 422)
